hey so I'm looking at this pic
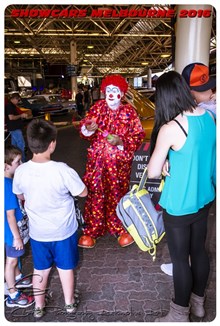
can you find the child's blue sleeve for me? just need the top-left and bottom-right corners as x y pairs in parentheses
(5, 179), (19, 212)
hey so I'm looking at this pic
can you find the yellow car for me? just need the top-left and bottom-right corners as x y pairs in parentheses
(125, 87), (155, 141)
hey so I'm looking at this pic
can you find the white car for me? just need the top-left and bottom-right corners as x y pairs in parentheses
(34, 94), (77, 111)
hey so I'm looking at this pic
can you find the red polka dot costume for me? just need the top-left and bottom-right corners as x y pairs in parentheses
(79, 75), (145, 239)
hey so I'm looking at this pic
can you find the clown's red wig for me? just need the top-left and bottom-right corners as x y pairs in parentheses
(100, 74), (128, 94)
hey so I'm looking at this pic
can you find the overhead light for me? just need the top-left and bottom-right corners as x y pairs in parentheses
(84, 54), (102, 57)
(87, 45), (94, 49)
(160, 54), (170, 58)
(14, 40), (20, 44)
(141, 62), (149, 65)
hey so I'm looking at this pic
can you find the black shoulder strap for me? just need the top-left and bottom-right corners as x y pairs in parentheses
(173, 119), (188, 137)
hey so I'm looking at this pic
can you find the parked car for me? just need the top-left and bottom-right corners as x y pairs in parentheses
(17, 96), (68, 117)
(34, 94), (77, 111)
(124, 87), (155, 141)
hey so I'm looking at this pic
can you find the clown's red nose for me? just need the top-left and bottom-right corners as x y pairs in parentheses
(109, 94), (113, 98)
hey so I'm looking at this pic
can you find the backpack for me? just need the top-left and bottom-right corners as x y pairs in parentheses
(116, 168), (165, 261)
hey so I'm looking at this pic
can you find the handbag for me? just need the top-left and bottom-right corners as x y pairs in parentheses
(74, 197), (86, 230)
(116, 168), (165, 261)
(17, 214), (30, 245)
(17, 199), (30, 245)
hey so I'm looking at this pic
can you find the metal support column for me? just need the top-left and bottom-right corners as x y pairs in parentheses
(175, 5), (213, 73)
(70, 40), (77, 101)
(147, 68), (152, 89)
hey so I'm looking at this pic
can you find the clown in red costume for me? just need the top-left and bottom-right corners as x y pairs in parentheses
(78, 74), (145, 248)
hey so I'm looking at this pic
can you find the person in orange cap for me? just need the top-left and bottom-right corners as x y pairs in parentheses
(182, 62), (216, 117)
(78, 74), (145, 248)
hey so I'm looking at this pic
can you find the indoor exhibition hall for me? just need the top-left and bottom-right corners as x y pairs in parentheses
(4, 4), (216, 323)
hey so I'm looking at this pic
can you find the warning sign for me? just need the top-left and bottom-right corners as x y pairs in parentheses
(130, 142), (162, 206)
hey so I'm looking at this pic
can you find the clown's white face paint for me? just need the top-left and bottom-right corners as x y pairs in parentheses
(105, 84), (123, 110)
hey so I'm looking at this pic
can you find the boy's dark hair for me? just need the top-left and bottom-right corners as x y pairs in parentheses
(27, 119), (57, 154)
(5, 145), (22, 165)
(150, 71), (196, 155)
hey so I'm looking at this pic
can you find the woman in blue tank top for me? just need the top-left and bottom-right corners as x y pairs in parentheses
(147, 71), (216, 322)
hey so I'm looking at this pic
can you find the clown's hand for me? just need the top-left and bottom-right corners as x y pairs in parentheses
(85, 120), (98, 132)
(107, 134), (123, 146)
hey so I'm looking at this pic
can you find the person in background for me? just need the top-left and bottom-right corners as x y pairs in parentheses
(78, 74), (145, 248)
(5, 93), (28, 162)
(160, 62), (216, 277)
(75, 88), (84, 117)
(13, 119), (88, 318)
(148, 71), (216, 322)
(83, 85), (91, 113)
(91, 85), (100, 104)
(4, 145), (34, 308)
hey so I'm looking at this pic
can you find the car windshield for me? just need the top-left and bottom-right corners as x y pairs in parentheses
(48, 95), (62, 102)
(32, 96), (48, 104)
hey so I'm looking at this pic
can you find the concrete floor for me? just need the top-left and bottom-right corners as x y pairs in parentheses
(4, 114), (216, 322)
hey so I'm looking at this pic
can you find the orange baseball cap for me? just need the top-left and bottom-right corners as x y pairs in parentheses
(182, 62), (216, 92)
